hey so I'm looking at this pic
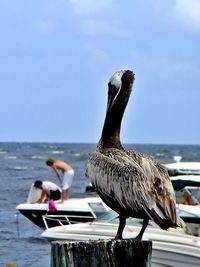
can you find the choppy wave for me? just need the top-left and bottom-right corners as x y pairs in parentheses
(31, 155), (46, 159)
(51, 150), (65, 154)
(0, 150), (7, 154)
(13, 166), (33, 170)
(5, 156), (17, 159)
(73, 152), (81, 157)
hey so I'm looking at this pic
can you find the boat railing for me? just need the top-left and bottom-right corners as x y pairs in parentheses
(42, 214), (95, 229)
(41, 201), (110, 229)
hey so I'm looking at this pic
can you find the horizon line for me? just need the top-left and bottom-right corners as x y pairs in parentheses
(0, 141), (200, 146)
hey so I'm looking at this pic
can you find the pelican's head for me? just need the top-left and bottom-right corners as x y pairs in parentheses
(107, 70), (135, 111)
(109, 70), (126, 89)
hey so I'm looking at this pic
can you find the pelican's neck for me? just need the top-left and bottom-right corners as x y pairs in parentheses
(99, 88), (131, 150)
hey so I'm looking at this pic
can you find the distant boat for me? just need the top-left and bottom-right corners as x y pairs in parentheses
(165, 158), (200, 206)
(165, 156), (200, 176)
(170, 175), (200, 204)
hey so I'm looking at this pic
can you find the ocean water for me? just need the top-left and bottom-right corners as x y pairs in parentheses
(1, 142), (200, 267)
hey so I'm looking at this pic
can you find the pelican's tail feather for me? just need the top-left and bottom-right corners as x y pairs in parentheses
(142, 204), (184, 230)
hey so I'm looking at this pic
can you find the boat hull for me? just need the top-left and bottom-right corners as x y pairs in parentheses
(16, 197), (109, 228)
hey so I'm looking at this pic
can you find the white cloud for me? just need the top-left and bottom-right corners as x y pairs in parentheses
(69, 0), (113, 16)
(174, 0), (200, 31)
(68, 0), (127, 37)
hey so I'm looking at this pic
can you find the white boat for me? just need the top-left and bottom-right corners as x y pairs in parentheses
(171, 175), (200, 184)
(165, 159), (200, 207)
(41, 211), (200, 267)
(165, 161), (200, 176)
(170, 175), (200, 204)
(17, 197), (110, 228)
(16, 184), (109, 228)
(176, 204), (200, 222)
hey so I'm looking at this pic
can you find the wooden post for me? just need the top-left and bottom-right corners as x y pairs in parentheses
(51, 239), (152, 267)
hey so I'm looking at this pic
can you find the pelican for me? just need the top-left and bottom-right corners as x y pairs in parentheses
(86, 70), (183, 239)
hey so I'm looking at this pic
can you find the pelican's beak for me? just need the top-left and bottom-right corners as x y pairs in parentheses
(106, 82), (121, 113)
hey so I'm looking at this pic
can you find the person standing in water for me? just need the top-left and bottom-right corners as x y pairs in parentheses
(46, 158), (74, 203)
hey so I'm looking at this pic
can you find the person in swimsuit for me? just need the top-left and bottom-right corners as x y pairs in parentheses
(33, 180), (61, 203)
(46, 158), (74, 203)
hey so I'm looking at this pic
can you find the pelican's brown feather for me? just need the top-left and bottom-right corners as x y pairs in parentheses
(88, 149), (178, 225)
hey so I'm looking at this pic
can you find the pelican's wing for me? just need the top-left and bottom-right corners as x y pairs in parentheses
(127, 150), (183, 228)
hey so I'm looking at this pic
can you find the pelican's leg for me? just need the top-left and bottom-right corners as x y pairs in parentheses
(135, 218), (149, 240)
(115, 215), (126, 239)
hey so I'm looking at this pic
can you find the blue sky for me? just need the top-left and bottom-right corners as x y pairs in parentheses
(0, 0), (200, 144)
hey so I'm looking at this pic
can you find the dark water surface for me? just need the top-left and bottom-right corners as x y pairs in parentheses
(1, 142), (200, 266)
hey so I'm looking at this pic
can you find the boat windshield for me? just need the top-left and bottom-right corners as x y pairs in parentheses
(95, 209), (119, 222)
(88, 202), (153, 226)
(177, 209), (199, 219)
(94, 209), (144, 226)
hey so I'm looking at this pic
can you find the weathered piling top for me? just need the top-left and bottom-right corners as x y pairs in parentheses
(51, 239), (152, 267)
